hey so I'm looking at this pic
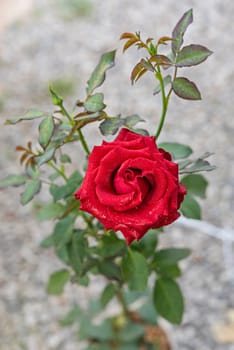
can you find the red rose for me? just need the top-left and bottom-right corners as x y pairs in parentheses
(75, 128), (186, 244)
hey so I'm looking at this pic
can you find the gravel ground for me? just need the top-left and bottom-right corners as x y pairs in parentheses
(0, 1), (234, 349)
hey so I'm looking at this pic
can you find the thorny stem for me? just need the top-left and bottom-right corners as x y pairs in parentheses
(48, 161), (67, 181)
(60, 104), (73, 123)
(116, 287), (131, 318)
(154, 66), (178, 140)
(61, 104), (90, 156)
(77, 129), (90, 155)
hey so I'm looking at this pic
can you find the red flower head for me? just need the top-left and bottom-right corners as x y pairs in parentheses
(75, 128), (186, 244)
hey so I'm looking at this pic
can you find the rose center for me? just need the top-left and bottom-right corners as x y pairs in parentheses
(113, 166), (151, 203)
(124, 167), (142, 182)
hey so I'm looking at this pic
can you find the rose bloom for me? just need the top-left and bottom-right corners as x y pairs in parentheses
(75, 128), (186, 244)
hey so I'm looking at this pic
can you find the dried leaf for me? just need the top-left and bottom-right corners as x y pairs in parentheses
(130, 61), (144, 83)
(157, 36), (173, 45)
(20, 152), (29, 165)
(120, 32), (136, 40)
(122, 37), (139, 52)
(140, 59), (155, 72)
(149, 55), (172, 66)
(16, 145), (27, 152)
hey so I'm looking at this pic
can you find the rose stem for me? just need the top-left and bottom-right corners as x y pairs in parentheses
(154, 66), (177, 140)
(61, 104), (90, 156)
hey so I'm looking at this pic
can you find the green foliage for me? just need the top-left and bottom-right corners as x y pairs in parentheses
(176, 44), (213, 67)
(153, 277), (184, 324)
(20, 179), (41, 205)
(5, 109), (46, 125)
(180, 153), (216, 173)
(60, 304), (82, 326)
(154, 75), (171, 95)
(37, 202), (65, 221)
(172, 77), (201, 100)
(158, 142), (193, 160)
(50, 171), (82, 201)
(131, 229), (158, 258)
(39, 117), (55, 149)
(84, 93), (106, 112)
(181, 174), (208, 198)
(49, 86), (63, 106)
(172, 8), (193, 55)
(87, 50), (116, 96)
(0, 174), (27, 187)
(101, 283), (116, 307)
(99, 117), (122, 135)
(121, 249), (148, 291)
(153, 248), (191, 268)
(47, 269), (70, 295)
(99, 114), (145, 136)
(180, 193), (201, 219)
(35, 148), (56, 166)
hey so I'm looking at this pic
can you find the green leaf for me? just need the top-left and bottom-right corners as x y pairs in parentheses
(50, 171), (82, 201)
(40, 234), (54, 248)
(60, 154), (72, 163)
(181, 174), (208, 198)
(131, 229), (158, 258)
(97, 233), (126, 258)
(172, 9), (193, 55)
(154, 75), (171, 95)
(38, 117), (55, 149)
(20, 179), (41, 205)
(117, 321), (145, 342)
(180, 157), (216, 174)
(153, 248), (191, 267)
(68, 230), (87, 275)
(86, 50), (116, 95)
(176, 44), (213, 67)
(101, 283), (116, 307)
(99, 116), (123, 135)
(0, 174), (27, 188)
(52, 216), (75, 248)
(49, 86), (63, 106)
(158, 142), (192, 160)
(98, 260), (122, 281)
(123, 114), (145, 128)
(47, 269), (70, 295)
(5, 109), (46, 125)
(172, 77), (201, 100)
(121, 249), (148, 291)
(35, 148), (56, 166)
(156, 264), (182, 278)
(180, 193), (201, 219)
(56, 244), (70, 264)
(139, 299), (158, 324)
(80, 318), (114, 342)
(84, 93), (106, 112)
(153, 277), (184, 324)
(37, 202), (65, 221)
(60, 304), (83, 326)
(26, 165), (40, 179)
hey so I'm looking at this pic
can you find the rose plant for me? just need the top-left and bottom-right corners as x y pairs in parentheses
(0, 9), (214, 349)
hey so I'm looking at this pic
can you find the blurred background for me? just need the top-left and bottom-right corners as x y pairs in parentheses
(0, 0), (233, 349)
